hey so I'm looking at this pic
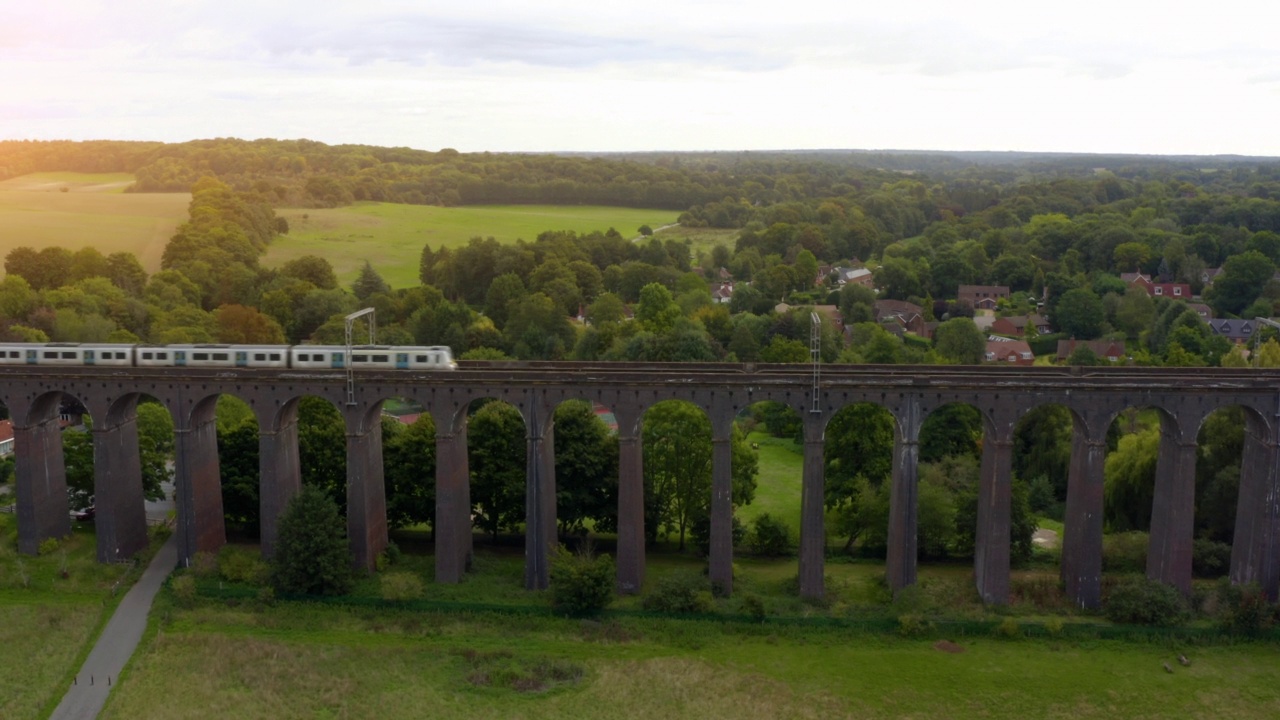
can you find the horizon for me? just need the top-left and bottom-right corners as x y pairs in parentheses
(4, 2), (1280, 157)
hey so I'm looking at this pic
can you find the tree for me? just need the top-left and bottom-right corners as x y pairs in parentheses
(214, 304), (287, 344)
(759, 336), (809, 363)
(636, 282), (682, 333)
(1113, 285), (1155, 338)
(483, 272), (527, 329)
(553, 400), (618, 534)
(352, 260), (390, 300)
(281, 255), (338, 289)
(1207, 250), (1276, 317)
(382, 414), (437, 531)
(503, 292), (576, 359)
(1104, 424), (1159, 531)
(219, 418), (261, 533)
(933, 317), (984, 364)
(270, 485), (354, 596)
(468, 401), (527, 540)
(1053, 288), (1106, 339)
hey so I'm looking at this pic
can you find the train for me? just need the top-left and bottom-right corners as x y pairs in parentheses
(0, 342), (457, 370)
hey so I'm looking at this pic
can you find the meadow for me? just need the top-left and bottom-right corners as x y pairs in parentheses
(0, 173), (190, 273)
(267, 203), (683, 288)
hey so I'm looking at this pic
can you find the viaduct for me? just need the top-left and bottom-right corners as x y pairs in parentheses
(4, 361), (1280, 607)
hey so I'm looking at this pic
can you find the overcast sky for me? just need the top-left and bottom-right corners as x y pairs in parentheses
(2, 1), (1278, 156)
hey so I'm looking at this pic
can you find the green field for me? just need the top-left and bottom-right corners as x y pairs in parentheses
(738, 431), (804, 532)
(267, 203), (682, 288)
(0, 173), (190, 273)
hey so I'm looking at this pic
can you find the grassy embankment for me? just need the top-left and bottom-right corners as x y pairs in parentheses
(0, 172), (190, 273)
(0, 512), (158, 719)
(267, 203), (686, 288)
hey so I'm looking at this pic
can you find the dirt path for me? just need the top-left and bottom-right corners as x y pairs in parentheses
(1033, 528), (1059, 549)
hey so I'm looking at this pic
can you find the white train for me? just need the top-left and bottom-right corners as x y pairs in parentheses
(0, 343), (457, 370)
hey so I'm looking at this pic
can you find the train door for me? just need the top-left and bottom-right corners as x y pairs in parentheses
(84, 349), (96, 365)
(175, 350), (187, 366)
(331, 352), (344, 369)
(235, 351), (248, 367)
(25, 349), (36, 364)
(396, 353), (409, 370)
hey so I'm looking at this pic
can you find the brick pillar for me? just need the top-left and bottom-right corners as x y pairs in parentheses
(173, 405), (225, 565)
(92, 408), (148, 562)
(524, 402), (556, 590)
(1231, 421), (1280, 600)
(258, 414), (300, 559)
(798, 414), (826, 600)
(1062, 430), (1106, 609)
(708, 417), (735, 596)
(434, 415), (470, 584)
(346, 421), (387, 572)
(974, 433), (1013, 604)
(1146, 420), (1196, 596)
(886, 398), (921, 595)
(615, 409), (645, 594)
(14, 403), (71, 555)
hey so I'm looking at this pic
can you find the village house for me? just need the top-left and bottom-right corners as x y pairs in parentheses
(1208, 318), (1258, 343)
(984, 339), (1035, 365)
(957, 284), (1010, 310)
(874, 299), (927, 336)
(989, 314), (1051, 337)
(711, 282), (734, 304)
(1187, 302), (1214, 321)
(1121, 272), (1191, 299)
(1055, 339), (1126, 362)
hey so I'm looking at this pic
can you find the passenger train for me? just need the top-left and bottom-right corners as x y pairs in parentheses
(0, 343), (457, 370)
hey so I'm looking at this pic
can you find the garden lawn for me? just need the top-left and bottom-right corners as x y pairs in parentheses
(267, 203), (681, 288)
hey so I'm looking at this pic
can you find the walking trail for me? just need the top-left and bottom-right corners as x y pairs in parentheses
(48, 533), (177, 720)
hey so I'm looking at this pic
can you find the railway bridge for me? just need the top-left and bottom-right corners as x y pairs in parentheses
(4, 361), (1279, 607)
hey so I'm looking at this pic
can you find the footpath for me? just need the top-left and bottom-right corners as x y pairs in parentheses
(48, 534), (177, 720)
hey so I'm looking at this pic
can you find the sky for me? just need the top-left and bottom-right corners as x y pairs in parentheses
(2, 0), (1279, 156)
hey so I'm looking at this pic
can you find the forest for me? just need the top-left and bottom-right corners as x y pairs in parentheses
(3, 137), (1280, 571)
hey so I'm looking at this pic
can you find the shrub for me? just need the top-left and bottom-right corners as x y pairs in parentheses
(740, 593), (767, 622)
(1102, 531), (1149, 573)
(749, 513), (793, 557)
(218, 547), (269, 585)
(994, 617), (1022, 638)
(37, 537), (59, 556)
(1192, 539), (1232, 578)
(1044, 617), (1065, 637)
(380, 572), (426, 601)
(642, 571), (712, 614)
(190, 551), (218, 578)
(171, 574), (197, 607)
(549, 545), (615, 616)
(1215, 580), (1278, 634)
(1104, 576), (1189, 626)
(897, 613), (931, 637)
(270, 486), (354, 596)
(691, 514), (746, 555)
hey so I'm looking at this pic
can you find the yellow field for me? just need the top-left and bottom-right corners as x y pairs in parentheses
(0, 173), (190, 273)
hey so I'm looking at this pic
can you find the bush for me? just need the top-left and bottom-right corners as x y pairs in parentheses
(380, 572), (426, 601)
(1104, 576), (1189, 626)
(749, 513), (793, 557)
(549, 545), (615, 616)
(1192, 539), (1232, 578)
(740, 593), (767, 622)
(642, 571), (712, 614)
(1102, 531), (1149, 573)
(691, 514), (746, 555)
(1215, 580), (1278, 634)
(994, 617), (1023, 638)
(171, 574), (197, 607)
(897, 613), (931, 637)
(270, 486), (354, 596)
(190, 551), (218, 578)
(37, 537), (59, 556)
(218, 546), (269, 585)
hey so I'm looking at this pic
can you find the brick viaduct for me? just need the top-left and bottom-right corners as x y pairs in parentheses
(4, 362), (1279, 607)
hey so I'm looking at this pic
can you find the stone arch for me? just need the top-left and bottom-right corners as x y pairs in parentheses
(12, 389), (78, 555)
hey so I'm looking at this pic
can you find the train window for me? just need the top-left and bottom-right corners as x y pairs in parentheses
(254, 353), (266, 361)
(62, 352), (76, 359)
(142, 352), (153, 360)
(415, 355), (427, 363)
(352, 354), (368, 363)
(372, 354), (389, 363)
(296, 353), (308, 362)
(270, 353), (280, 361)
(158, 352), (168, 360)
(43, 351), (56, 359)
(212, 353), (229, 361)
(8, 351), (17, 358)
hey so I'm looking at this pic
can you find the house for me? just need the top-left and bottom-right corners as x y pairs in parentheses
(1187, 303), (1214, 321)
(1056, 339), (1126, 362)
(1201, 268), (1224, 286)
(957, 285), (1010, 310)
(1123, 272), (1190, 298)
(834, 267), (874, 288)
(1208, 318), (1258, 343)
(0, 419), (12, 457)
(874, 299), (926, 335)
(711, 282), (734, 304)
(984, 339), (1035, 365)
(991, 314), (1052, 337)
(717, 267), (732, 281)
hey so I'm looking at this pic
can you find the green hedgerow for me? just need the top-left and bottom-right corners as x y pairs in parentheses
(1104, 576), (1189, 626)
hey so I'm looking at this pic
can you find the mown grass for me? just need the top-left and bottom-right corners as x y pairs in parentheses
(0, 173), (190, 273)
(0, 512), (154, 719)
(103, 590), (1280, 720)
(267, 203), (681, 288)
(738, 430), (803, 531)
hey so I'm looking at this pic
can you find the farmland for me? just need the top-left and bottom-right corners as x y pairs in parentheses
(266, 203), (681, 288)
(0, 173), (189, 273)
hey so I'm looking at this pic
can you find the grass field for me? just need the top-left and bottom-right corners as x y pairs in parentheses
(0, 512), (154, 719)
(267, 203), (682, 288)
(738, 431), (803, 531)
(0, 173), (190, 273)
(100, 585), (1280, 720)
